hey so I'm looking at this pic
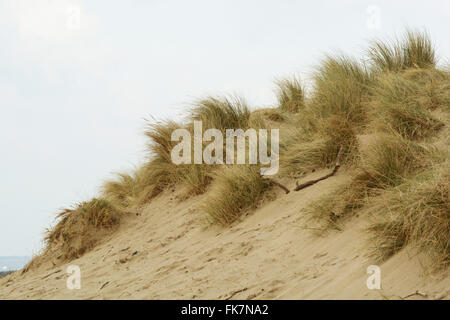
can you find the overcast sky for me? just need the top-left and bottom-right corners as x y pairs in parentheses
(0, 0), (449, 257)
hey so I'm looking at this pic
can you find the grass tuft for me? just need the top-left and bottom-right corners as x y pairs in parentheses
(310, 54), (371, 126)
(356, 134), (434, 189)
(190, 95), (251, 131)
(275, 76), (305, 113)
(304, 134), (438, 229)
(203, 165), (271, 225)
(368, 30), (436, 73)
(45, 198), (121, 260)
(367, 163), (450, 269)
(369, 72), (444, 139)
(281, 115), (358, 177)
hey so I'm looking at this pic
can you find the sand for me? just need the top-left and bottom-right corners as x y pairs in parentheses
(1, 169), (449, 300)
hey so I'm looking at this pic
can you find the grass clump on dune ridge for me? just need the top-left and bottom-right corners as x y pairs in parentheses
(368, 30), (436, 73)
(143, 119), (212, 199)
(367, 163), (450, 269)
(101, 161), (188, 209)
(310, 55), (371, 126)
(103, 96), (252, 207)
(304, 134), (437, 229)
(281, 115), (358, 177)
(142, 120), (195, 199)
(303, 29), (445, 235)
(45, 198), (121, 260)
(355, 134), (435, 189)
(189, 95), (251, 131)
(203, 165), (272, 225)
(280, 138), (330, 178)
(401, 68), (450, 112)
(275, 76), (305, 113)
(370, 72), (444, 139)
(102, 172), (139, 209)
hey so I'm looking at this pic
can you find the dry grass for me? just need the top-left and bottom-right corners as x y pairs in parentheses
(275, 76), (305, 113)
(402, 68), (450, 111)
(367, 162), (449, 269)
(102, 172), (140, 209)
(310, 54), (371, 126)
(304, 134), (438, 229)
(143, 120), (214, 200)
(45, 198), (122, 260)
(304, 56), (449, 259)
(356, 134), (435, 189)
(189, 95), (251, 131)
(318, 115), (360, 164)
(281, 115), (358, 177)
(368, 30), (436, 73)
(103, 96), (254, 208)
(101, 162), (180, 209)
(369, 72), (444, 139)
(262, 108), (286, 122)
(203, 165), (272, 225)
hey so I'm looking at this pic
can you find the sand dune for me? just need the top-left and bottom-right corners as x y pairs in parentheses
(1, 168), (448, 300)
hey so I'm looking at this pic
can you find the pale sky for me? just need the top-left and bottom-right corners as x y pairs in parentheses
(1, 0), (449, 256)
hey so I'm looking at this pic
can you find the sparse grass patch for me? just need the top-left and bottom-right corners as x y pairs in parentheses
(140, 120), (185, 198)
(45, 198), (122, 260)
(303, 185), (355, 231)
(145, 120), (182, 164)
(177, 164), (212, 197)
(103, 162), (176, 207)
(248, 109), (270, 129)
(203, 165), (272, 225)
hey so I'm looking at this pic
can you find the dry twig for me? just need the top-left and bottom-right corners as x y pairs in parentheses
(294, 145), (344, 192)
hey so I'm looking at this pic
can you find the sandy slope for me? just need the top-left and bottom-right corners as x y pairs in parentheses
(1, 169), (449, 300)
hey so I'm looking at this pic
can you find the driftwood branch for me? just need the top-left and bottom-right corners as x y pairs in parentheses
(100, 281), (110, 290)
(294, 145), (344, 192)
(401, 290), (428, 299)
(263, 177), (290, 194)
(224, 287), (248, 300)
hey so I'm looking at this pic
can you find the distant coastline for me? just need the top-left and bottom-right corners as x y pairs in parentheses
(0, 256), (31, 272)
(0, 271), (13, 279)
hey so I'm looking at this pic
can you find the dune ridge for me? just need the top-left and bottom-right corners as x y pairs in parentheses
(1, 30), (449, 299)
